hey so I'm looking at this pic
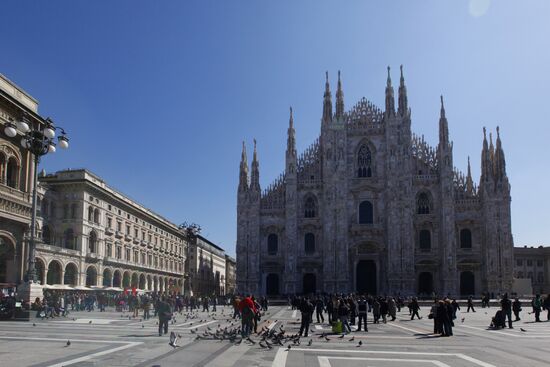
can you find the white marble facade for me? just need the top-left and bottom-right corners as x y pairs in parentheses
(236, 68), (514, 297)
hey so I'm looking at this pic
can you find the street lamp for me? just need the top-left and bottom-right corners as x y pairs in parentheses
(4, 114), (69, 283)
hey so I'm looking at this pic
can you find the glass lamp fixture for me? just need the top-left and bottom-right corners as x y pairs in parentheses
(44, 126), (55, 139)
(4, 122), (17, 137)
(48, 144), (56, 153)
(20, 138), (29, 149)
(58, 135), (69, 149)
(16, 119), (30, 133)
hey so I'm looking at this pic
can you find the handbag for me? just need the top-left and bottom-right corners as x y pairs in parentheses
(428, 313), (434, 319)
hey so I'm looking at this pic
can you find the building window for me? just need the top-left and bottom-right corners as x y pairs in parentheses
(516, 259), (523, 266)
(141, 252), (146, 264)
(116, 246), (122, 259)
(63, 204), (69, 219)
(357, 144), (372, 178)
(134, 228), (138, 237)
(106, 242), (112, 257)
(537, 260), (543, 267)
(267, 234), (278, 255)
(88, 231), (97, 253)
(537, 272), (544, 284)
(94, 209), (100, 224)
(117, 222), (121, 232)
(527, 260), (533, 266)
(71, 203), (77, 219)
(88, 206), (94, 221)
(417, 192), (431, 214)
(304, 196), (316, 218)
(126, 225), (130, 235)
(419, 229), (431, 252)
(304, 233), (315, 254)
(64, 228), (76, 250)
(126, 248), (131, 261)
(517, 271), (523, 278)
(107, 217), (112, 228)
(358, 201), (374, 224)
(460, 228), (472, 249)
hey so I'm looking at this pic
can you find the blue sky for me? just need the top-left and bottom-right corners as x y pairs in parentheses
(1, 0), (549, 255)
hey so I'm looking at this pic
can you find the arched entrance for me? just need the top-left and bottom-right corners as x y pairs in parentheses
(356, 260), (377, 295)
(303, 273), (316, 295)
(0, 236), (16, 283)
(64, 263), (78, 286)
(266, 273), (279, 296)
(113, 270), (122, 287)
(131, 273), (138, 288)
(103, 269), (112, 287)
(139, 274), (146, 290)
(460, 271), (475, 296)
(122, 271), (131, 288)
(86, 266), (97, 286)
(47, 261), (62, 284)
(418, 272), (433, 295)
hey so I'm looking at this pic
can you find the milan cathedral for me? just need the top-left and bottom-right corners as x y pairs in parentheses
(236, 66), (513, 297)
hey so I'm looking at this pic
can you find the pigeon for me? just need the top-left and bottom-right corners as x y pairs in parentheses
(286, 344), (292, 351)
(339, 334), (345, 339)
(520, 328), (527, 332)
(461, 318), (465, 323)
(72, 318), (76, 321)
(246, 337), (256, 344)
(307, 339), (313, 346)
(324, 336), (330, 342)
(66, 340), (71, 347)
(259, 341), (268, 349)
(33, 323), (36, 327)
(349, 336), (355, 342)
(357, 340), (363, 347)
(190, 329), (196, 334)
(169, 331), (178, 347)
(142, 324), (145, 328)
(89, 320), (92, 324)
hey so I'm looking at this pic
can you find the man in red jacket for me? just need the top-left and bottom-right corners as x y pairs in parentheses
(239, 295), (256, 337)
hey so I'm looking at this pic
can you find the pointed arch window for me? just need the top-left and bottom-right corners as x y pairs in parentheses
(88, 206), (94, 221)
(417, 193), (431, 214)
(304, 197), (316, 218)
(89, 231), (97, 253)
(357, 144), (372, 178)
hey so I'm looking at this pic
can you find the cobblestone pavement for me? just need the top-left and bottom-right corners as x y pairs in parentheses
(0, 305), (549, 366)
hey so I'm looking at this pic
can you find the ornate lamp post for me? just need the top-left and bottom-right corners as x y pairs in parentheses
(179, 222), (201, 296)
(4, 114), (69, 293)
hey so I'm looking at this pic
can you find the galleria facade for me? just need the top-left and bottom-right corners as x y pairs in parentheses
(236, 67), (514, 297)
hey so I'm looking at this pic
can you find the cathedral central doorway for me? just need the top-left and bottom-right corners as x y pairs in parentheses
(418, 272), (433, 296)
(356, 260), (377, 295)
(460, 271), (475, 296)
(303, 273), (316, 295)
(266, 273), (279, 296)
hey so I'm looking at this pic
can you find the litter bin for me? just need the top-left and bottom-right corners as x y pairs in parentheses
(332, 320), (342, 333)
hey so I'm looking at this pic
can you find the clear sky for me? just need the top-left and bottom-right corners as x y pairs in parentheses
(1, 0), (548, 255)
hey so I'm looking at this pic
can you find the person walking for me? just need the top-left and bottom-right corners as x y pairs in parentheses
(467, 296), (476, 312)
(532, 294), (542, 322)
(429, 299), (442, 334)
(238, 295), (256, 337)
(437, 300), (451, 336)
(388, 297), (397, 321)
(512, 297), (522, 321)
(410, 297), (421, 320)
(143, 296), (151, 320)
(338, 299), (352, 334)
(357, 296), (368, 332)
(299, 297), (314, 337)
(500, 293), (513, 329)
(315, 297), (325, 324)
(379, 297), (388, 324)
(372, 298), (381, 324)
(157, 297), (172, 336)
(543, 294), (550, 321)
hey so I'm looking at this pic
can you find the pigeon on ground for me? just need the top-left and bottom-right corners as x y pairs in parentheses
(349, 336), (355, 342)
(66, 340), (71, 347)
(286, 344), (291, 351)
(324, 336), (330, 342)
(142, 324), (144, 328)
(169, 331), (178, 347)
(72, 318), (76, 321)
(307, 339), (312, 346)
(190, 329), (196, 334)
(461, 318), (465, 323)
(357, 340), (363, 347)
(89, 320), (92, 324)
(33, 323), (36, 327)
(339, 334), (345, 339)
(259, 341), (268, 349)
(246, 337), (256, 344)
(520, 328), (527, 332)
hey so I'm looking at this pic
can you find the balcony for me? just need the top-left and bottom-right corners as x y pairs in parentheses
(133, 237), (140, 244)
(125, 234), (132, 241)
(105, 227), (114, 235)
(115, 231), (123, 239)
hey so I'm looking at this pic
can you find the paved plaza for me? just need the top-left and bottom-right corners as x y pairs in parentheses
(0, 305), (549, 367)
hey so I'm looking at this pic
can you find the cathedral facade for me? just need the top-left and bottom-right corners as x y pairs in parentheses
(236, 67), (514, 297)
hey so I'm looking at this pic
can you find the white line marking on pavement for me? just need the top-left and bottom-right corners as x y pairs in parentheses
(272, 346), (288, 367)
(279, 348), (497, 367)
(318, 356), (451, 367)
(459, 325), (550, 338)
(183, 320), (217, 330)
(291, 310), (297, 318)
(386, 322), (431, 335)
(267, 321), (278, 331)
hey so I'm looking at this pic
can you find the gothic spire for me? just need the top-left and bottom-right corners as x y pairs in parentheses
(480, 127), (493, 183)
(398, 64), (408, 116)
(466, 156), (474, 194)
(489, 132), (495, 169)
(438, 95), (449, 147)
(494, 126), (508, 181)
(322, 71), (333, 123)
(250, 139), (260, 191)
(335, 70), (344, 120)
(385, 66), (395, 117)
(238, 141), (249, 192)
(286, 106), (296, 158)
